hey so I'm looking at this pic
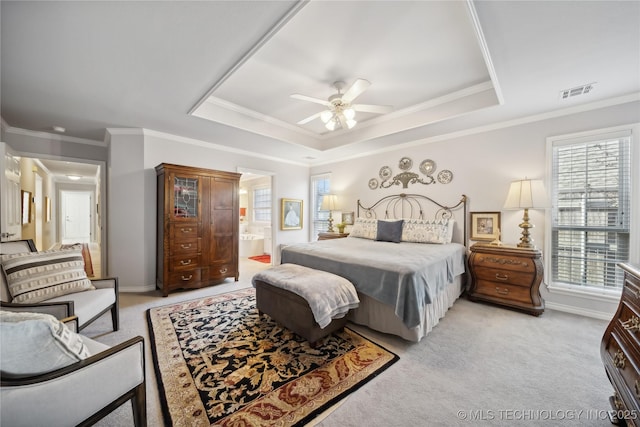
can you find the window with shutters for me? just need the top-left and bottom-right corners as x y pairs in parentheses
(548, 127), (633, 292)
(310, 174), (331, 240)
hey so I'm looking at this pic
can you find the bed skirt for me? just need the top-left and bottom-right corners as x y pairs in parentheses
(347, 275), (463, 342)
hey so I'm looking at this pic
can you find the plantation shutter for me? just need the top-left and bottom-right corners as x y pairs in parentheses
(311, 174), (331, 240)
(551, 130), (631, 289)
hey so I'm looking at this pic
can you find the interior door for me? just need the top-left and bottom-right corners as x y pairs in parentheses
(61, 191), (92, 243)
(0, 142), (22, 242)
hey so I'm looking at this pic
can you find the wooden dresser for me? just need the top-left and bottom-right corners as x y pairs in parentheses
(156, 163), (241, 297)
(467, 243), (544, 316)
(601, 263), (640, 426)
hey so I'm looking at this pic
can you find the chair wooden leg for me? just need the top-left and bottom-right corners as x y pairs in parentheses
(131, 382), (147, 427)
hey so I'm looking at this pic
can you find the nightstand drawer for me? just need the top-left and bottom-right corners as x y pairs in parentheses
(473, 266), (535, 287)
(473, 253), (536, 273)
(474, 280), (533, 305)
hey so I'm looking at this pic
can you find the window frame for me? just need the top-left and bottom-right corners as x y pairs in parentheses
(310, 173), (331, 241)
(545, 123), (639, 299)
(252, 185), (271, 224)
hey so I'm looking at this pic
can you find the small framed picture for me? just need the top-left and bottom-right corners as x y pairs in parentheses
(342, 211), (354, 225)
(281, 198), (303, 230)
(470, 211), (501, 241)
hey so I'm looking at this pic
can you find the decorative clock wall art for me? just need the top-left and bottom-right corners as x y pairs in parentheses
(368, 157), (454, 189)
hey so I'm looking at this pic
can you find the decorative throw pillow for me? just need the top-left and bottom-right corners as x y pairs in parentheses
(376, 220), (404, 243)
(401, 219), (453, 244)
(1, 248), (94, 304)
(0, 311), (90, 375)
(348, 218), (378, 240)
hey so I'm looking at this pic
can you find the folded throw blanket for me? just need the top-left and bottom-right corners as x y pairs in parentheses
(252, 263), (360, 329)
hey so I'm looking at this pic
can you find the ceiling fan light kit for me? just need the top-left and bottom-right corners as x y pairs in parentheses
(292, 78), (392, 131)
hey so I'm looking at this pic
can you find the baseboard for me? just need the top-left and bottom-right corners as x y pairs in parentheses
(119, 283), (157, 293)
(545, 301), (615, 321)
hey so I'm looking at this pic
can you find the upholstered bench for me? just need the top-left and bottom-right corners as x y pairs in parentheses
(252, 263), (359, 347)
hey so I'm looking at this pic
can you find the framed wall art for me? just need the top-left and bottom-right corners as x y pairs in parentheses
(470, 211), (501, 241)
(45, 197), (51, 222)
(342, 211), (354, 225)
(21, 190), (32, 225)
(281, 198), (303, 230)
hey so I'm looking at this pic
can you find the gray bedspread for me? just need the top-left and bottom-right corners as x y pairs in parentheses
(280, 237), (466, 329)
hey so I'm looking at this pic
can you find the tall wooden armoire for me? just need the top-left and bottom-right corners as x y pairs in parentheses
(156, 163), (240, 297)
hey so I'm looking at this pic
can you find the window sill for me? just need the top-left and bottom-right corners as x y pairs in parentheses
(546, 283), (622, 303)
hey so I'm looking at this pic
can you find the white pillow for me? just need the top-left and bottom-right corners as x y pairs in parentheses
(1, 248), (94, 303)
(0, 311), (90, 375)
(348, 218), (378, 240)
(401, 219), (454, 244)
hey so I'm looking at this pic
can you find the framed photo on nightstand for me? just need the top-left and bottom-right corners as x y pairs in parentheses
(470, 211), (501, 241)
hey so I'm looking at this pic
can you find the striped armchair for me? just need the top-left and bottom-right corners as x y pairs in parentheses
(0, 239), (119, 332)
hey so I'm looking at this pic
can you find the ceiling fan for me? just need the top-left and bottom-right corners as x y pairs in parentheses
(291, 79), (393, 131)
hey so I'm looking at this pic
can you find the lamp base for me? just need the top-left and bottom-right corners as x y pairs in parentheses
(327, 213), (335, 233)
(517, 208), (535, 249)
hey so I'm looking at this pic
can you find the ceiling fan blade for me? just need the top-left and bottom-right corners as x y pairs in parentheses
(296, 111), (323, 125)
(341, 78), (371, 103)
(290, 94), (331, 107)
(352, 104), (394, 114)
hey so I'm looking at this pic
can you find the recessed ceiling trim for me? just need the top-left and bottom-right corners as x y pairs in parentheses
(191, 99), (324, 150)
(465, 0), (504, 105)
(188, 0), (310, 115)
(193, 81), (499, 152)
(202, 96), (319, 137)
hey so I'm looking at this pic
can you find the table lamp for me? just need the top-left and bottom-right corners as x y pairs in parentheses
(321, 194), (339, 232)
(503, 179), (550, 249)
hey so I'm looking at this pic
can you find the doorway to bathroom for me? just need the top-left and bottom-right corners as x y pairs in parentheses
(237, 168), (274, 268)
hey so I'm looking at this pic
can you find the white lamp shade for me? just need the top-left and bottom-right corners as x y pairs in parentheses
(320, 110), (333, 123)
(503, 179), (550, 209)
(343, 108), (356, 120)
(325, 119), (337, 131)
(321, 194), (338, 210)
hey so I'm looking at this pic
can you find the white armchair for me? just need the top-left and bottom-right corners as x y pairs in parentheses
(0, 239), (119, 332)
(0, 310), (146, 426)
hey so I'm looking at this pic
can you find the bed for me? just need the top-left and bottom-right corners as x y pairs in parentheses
(280, 193), (468, 342)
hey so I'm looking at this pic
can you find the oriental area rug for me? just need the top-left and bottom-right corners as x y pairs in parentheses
(147, 288), (399, 427)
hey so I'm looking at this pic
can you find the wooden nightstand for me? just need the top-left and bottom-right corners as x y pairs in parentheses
(467, 243), (545, 316)
(318, 232), (350, 240)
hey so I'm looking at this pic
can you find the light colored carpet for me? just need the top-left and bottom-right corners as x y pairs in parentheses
(86, 259), (614, 426)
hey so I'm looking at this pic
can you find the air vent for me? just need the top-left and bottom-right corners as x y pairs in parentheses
(559, 83), (596, 100)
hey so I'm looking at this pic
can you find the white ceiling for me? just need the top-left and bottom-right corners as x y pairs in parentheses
(2, 0), (639, 173)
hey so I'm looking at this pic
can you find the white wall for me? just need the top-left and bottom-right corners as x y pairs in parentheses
(107, 129), (310, 292)
(311, 101), (640, 319)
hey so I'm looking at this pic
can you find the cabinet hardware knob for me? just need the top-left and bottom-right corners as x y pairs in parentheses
(220, 268), (228, 274)
(180, 259), (192, 265)
(181, 275), (193, 281)
(180, 244), (192, 249)
(622, 316), (640, 332)
(495, 273), (509, 281)
(181, 228), (192, 233)
(614, 350), (626, 369)
(495, 287), (509, 295)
